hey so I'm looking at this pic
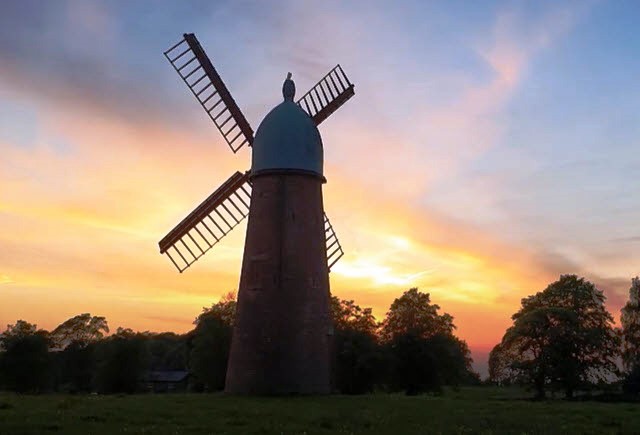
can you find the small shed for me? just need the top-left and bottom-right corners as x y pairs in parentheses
(143, 370), (189, 393)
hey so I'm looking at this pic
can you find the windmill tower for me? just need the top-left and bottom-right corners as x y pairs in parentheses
(160, 33), (355, 394)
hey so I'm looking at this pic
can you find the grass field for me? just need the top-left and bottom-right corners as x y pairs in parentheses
(1, 387), (639, 434)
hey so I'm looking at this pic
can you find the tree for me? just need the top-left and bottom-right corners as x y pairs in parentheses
(621, 277), (640, 372)
(380, 288), (455, 342)
(330, 296), (380, 394)
(380, 288), (474, 394)
(188, 293), (236, 391)
(49, 313), (109, 392)
(0, 320), (51, 393)
(50, 313), (109, 349)
(623, 364), (640, 395)
(195, 292), (236, 326)
(55, 341), (96, 392)
(0, 320), (38, 347)
(491, 275), (620, 398)
(434, 334), (477, 386)
(93, 328), (149, 394)
(331, 297), (378, 336)
(146, 332), (187, 371)
(621, 277), (640, 395)
(489, 342), (519, 386)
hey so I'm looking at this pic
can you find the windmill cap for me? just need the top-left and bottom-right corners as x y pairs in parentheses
(283, 72), (295, 101)
(251, 84), (323, 179)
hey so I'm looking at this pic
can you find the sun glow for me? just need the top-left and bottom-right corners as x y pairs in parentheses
(332, 256), (433, 286)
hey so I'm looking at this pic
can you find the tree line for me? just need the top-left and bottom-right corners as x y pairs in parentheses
(2, 274), (639, 398)
(0, 288), (478, 395)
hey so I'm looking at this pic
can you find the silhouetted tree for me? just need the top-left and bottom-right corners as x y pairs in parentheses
(435, 334), (477, 386)
(331, 297), (378, 336)
(489, 342), (519, 386)
(50, 313), (109, 350)
(56, 341), (96, 393)
(390, 332), (474, 395)
(188, 293), (236, 391)
(0, 320), (38, 344)
(380, 288), (475, 394)
(491, 275), (620, 398)
(0, 320), (51, 393)
(49, 313), (109, 392)
(380, 288), (455, 342)
(621, 277), (640, 395)
(147, 332), (187, 371)
(623, 364), (640, 395)
(93, 327), (149, 394)
(390, 331), (439, 395)
(330, 296), (380, 394)
(621, 277), (640, 371)
(195, 292), (237, 326)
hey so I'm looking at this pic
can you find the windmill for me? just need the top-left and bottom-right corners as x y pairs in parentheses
(159, 33), (355, 394)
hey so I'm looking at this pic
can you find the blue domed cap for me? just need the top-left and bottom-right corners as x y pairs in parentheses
(251, 73), (323, 178)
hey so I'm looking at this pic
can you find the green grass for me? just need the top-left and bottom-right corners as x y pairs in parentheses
(0, 387), (639, 434)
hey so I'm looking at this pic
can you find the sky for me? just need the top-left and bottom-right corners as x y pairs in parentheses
(1, 0), (639, 376)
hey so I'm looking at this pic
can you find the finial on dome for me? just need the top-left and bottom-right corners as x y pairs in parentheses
(283, 72), (295, 101)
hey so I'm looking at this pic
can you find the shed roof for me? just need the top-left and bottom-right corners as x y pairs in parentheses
(145, 370), (189, 383)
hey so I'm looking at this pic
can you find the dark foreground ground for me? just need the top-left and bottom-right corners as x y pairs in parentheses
(0, 387), (639, 434)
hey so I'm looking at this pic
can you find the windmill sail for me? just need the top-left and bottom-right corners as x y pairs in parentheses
(159, 171), (251, 272)
(164, 34), (254, 153)
(297, 65), (355, 126)
(160, 172), (344, 272)
(324, 213), (344, 271)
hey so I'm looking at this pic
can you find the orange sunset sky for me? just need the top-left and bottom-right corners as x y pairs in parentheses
(2, 1), (639, 375)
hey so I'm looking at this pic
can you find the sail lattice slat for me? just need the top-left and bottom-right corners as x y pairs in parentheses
(159, 171), (251, 272)
(297, 65), (355, 126)
(324, 213), (344, 271)
(164, 34), (254, 153)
